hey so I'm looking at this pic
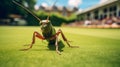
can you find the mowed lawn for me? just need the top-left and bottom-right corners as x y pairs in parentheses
(0, 26), (120, 67)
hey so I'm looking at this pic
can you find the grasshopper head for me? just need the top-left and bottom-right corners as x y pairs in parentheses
(40, 20), (50, 28)
(40, 20), (52, 32)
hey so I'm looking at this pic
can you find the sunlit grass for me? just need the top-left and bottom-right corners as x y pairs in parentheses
(0, 26), (120, 67)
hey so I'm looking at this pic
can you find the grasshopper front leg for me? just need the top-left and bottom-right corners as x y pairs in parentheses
(20, 31), (45, 51)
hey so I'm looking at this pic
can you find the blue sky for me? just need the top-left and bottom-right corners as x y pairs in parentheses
(35, 0), (106, 10)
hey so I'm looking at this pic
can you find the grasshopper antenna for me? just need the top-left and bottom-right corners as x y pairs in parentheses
(47, 0), (58, 22)
(12, 0), (41, 22)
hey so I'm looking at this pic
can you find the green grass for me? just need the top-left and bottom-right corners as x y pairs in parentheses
(0, 26), (120, 67)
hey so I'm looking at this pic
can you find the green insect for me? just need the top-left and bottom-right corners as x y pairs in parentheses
(13, 0), (79, 55)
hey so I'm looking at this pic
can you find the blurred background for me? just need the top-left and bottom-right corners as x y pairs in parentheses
(0, 0), (120, 28)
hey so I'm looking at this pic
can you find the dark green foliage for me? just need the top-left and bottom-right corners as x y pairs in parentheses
(1, 0), (15, 18)
(0, 0), (36, 18)
(50, 15), (67, 26)
(25, 13), (39, 26)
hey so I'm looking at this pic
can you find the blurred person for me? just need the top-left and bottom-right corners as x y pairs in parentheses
(84, 19), (91, 26)
(105, 16), (113, 25)
(101, 18), (107, 25)
(116, 17), (120, 25)
(111, 16), (119, 26)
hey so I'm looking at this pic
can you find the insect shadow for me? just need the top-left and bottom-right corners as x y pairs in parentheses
(47, 40), (65, 52)
(28, 40), (65, 52)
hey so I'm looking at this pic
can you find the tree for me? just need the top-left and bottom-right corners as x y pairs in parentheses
(0, 0), (36, 18)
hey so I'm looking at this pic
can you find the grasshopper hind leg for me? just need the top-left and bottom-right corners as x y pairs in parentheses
(55, 29), (79, 48)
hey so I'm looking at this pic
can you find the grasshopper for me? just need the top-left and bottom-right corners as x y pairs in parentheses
(13, 0), (79, 55)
